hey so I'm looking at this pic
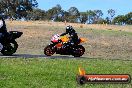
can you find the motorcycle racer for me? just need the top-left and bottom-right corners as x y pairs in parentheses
(60, 25), (79, 51)
(44, 25), (86, 57)
(0, 16), (8, 50)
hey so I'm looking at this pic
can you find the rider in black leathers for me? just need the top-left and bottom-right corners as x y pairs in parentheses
(0, 16), (9, 42)
(0, 16), (8, 42)
(60, 25), (79, 52)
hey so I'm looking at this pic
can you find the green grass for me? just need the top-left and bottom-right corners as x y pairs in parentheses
(77, 27), (132, 37)
(0, 58), (132, 88)
(92, 29), (132, 37)
(2, 22), (132, 88)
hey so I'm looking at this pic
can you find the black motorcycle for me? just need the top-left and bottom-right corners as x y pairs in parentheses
(0, 31), (23, 56)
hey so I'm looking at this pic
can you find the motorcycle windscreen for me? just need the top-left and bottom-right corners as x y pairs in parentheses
(51, 34), (60, 43)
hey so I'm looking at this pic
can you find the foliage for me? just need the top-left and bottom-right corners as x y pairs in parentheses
(112, 12), (132, 25)
(108, 9), (115, 24)
(93, 10), (103, 23)
(79, 13), (88, 23)
(66, 7), (80, 23)
(97, 18), (107, 24)
(0, 2), (131, 25)
(87, 10), (96, 24)
(125, 12), (132, 24)
(0, 0), (38, 19)
(46, 4), (64, 21)
(0, 58), (132, 88)
(27, 8), (46, 20)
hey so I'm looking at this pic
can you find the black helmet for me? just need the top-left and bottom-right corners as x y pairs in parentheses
(66, 25), (75, 33)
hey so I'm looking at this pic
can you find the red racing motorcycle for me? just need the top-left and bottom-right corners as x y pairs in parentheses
(44, 34), (86, 57)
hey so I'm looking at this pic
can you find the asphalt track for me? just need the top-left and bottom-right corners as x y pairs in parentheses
(1, 54), (131, 61)
(0, 54), (88, 59)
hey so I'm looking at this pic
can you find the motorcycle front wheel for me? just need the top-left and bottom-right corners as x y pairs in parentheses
(1, 40), (18, 56)
(44, 45), (55, 56)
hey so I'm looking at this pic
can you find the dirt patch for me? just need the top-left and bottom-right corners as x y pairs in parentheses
(5, 21), (132, 60)
(6, 21), (132, 32)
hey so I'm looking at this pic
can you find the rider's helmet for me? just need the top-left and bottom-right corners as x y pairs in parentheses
(66, 25), (75, 34)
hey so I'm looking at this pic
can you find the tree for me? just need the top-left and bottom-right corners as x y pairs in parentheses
(68, 7), (80, 16)
(108, 9), (115, 24)
(93, 10), (103, 23)
(27, 8), (46, 20)
(112, 15), (125, 25)
(79, 12), (88, 23)
(87, 10), (96, 24)
(46, 4), (62, 20)
(105, 17), (110, 24)
(63, 11), (69, 21)
(112, 12), (132, 25)
(55, 4), (62, 12)
(67, 7), (80, 23)
(97, 18), (107, 24)
(125, 12), (132, 24)
(0, 0), (38, 19)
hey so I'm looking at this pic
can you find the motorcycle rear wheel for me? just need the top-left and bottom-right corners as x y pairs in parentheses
(44, 45), (55, 56)
(72, 45), (85, 57)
